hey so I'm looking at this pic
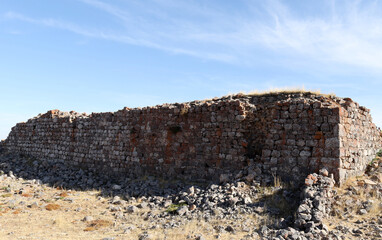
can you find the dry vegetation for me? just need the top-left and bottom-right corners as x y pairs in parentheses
(0, 177), (278, 240)
(224, 87), (336, 98)
(0, 159), (381, 239)
(323, 154), (382, 239)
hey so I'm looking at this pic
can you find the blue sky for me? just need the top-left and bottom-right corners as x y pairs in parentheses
(0, 0), (382, 139)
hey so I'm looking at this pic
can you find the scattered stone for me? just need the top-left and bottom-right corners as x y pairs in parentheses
(0, 147), (380, 240)
(82, 216), (93, 222)
(126, 205), (138, 213)
(195, 234), (205, 240)
(177, 205), (188, 216)
(243, 197), (252, 204)
(137, 202), (148, 209)
(27, 202), (39, 209)
(138, 232), (152, 240)
(109, 206), (121, 212)
(358, 209), (368, 215)
(111, 196), (122, 205)
(225, 225), (235, 233)
(188, 204), (196, 211)
(319, 168), (329, 177)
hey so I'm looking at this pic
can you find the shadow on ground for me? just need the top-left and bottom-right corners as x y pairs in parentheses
(0, 149), (301, 228)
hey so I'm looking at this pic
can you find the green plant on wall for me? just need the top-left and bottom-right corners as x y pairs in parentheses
(377, 149), (382, 157)
(368, 149), (382, 167)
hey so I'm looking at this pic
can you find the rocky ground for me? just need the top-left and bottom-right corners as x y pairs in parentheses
(0, 148), (381, 240)
(324, 156), (382, 240)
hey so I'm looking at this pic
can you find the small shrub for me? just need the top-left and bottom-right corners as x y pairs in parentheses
(84, 219), (112, 231)
(272, 173), (282, 188)
(59, 192), (68, 197)
(180, 107), (189, 116)
(166, 203), (187, 214)
(83, 227), (95, 232)
(377, 149), (382, 157)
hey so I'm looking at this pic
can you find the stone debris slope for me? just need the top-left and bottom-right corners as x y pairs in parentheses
(0, 148), (381, 239)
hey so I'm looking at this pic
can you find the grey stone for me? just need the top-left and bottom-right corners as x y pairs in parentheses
(128, 204), (140, 212)
(137, 202), (148, 209)
(298, 212), (312, 221)
(82, 216), (93, 222)
(177, 205), (188, 216)
(225, 225), (235, 232)
(300, 151), (311, 158)
(358, 209), (367, 215)
(112, 196), (121, 204)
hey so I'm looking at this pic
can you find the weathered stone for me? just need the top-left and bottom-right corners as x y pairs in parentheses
(82, 216), (93, 222)
(319, 168), (329, 177)
(126, 205), (138, 213)
(3, 93), (381, 185)
(176, 205), (188, 216)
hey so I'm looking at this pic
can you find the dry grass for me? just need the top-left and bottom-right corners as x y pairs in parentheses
(0, 186), (119, 240)
(226, 87), (336, 98)
(46, 203), (61, 211)
(59, 191), (69, 197)
(84, 220), (112, 231)
(324, 173), (381, 231)
(272, 173), (282, 188)
(12, 210), (21, 214)
(131, 217), (259, 240)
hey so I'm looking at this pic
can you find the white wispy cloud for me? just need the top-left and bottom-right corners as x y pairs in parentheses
(4, 12), (98, 37)
(80, 0), (131, 22)
(3, 11), (234, 62)
(4, 0), (382, 72)
(253, 1), (382, 70)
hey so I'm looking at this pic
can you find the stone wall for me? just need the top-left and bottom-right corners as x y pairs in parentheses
(338, 98), (382, 183)
(251, 94), (341, 182)
(3, 92), (382, 184)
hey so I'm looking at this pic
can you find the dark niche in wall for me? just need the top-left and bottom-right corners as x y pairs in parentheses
(245, 137), (264, 160)
(168, 126), (182, 134)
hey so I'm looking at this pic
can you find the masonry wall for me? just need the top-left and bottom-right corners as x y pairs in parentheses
(3, 93), (382, 184)
(5, 98), (255, 181)
(250, 94), (341, 182)
(338, 98), (382, 183)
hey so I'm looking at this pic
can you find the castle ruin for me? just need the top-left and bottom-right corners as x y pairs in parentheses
(3, 92), (382, 185)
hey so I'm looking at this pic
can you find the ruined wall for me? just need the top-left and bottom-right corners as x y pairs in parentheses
(338, 98), (382, 183)
(5, 98), (256, 181)
(3, 93), (382, 184)
(249, 94), (341, 182)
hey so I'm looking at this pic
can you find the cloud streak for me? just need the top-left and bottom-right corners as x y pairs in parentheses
(4, 0), (382, 72)
(3, 11), (234, 62)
